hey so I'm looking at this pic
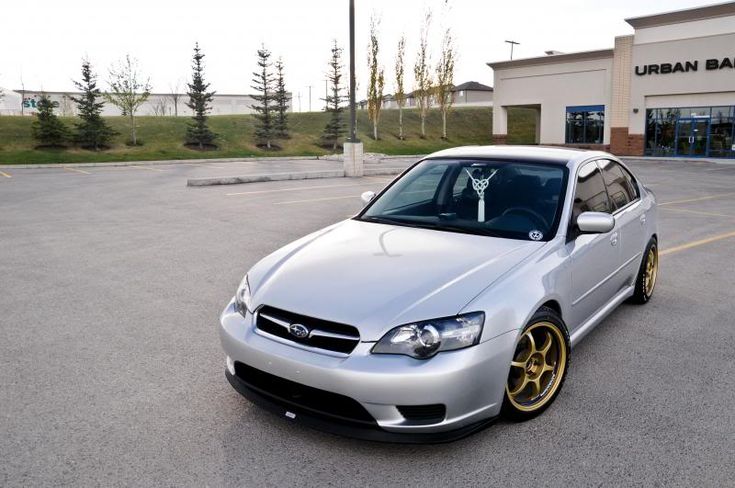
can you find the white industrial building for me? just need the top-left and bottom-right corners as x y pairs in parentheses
(489, 2), (735, 158)
(0, 90), (291, 117)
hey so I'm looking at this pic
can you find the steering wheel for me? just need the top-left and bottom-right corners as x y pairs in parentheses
(502, 207), (549, 229)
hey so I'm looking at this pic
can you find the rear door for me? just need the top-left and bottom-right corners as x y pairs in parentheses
(566, 161), (621, 330)
(597, 159), (645, 287)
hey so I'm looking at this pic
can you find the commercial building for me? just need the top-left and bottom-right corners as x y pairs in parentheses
(489, 2), (735, 158)
(1, 90), (291, 117)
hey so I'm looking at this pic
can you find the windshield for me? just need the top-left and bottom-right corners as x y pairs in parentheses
(358, 159), (568, 241)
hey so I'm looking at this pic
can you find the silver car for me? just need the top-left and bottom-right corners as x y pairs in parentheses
(219, 146), (658, 442)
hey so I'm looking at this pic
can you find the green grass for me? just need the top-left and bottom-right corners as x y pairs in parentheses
(0, 107), (537, 165)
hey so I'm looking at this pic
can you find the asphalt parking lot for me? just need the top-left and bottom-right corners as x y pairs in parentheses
(1, 157), (734, 487)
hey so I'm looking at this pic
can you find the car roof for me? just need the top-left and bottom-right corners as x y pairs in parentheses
(425, 145), (612, 167)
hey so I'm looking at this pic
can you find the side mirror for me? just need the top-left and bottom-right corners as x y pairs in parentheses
(360, 191), (376, 206)
(576, 211), (615, 234)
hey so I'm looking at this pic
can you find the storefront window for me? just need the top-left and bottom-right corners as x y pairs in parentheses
(644, 106), (734, 159)
(565, 105), (604, 144)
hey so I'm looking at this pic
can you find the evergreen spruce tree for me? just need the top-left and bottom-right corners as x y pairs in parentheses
(273, 58), (290, 139)
(321, 41), (346, 151)
(31, 95), (70, 147)
(185, 43), (217, 149)
(70, 60), (116, 150)
(251, 46), (277, 149)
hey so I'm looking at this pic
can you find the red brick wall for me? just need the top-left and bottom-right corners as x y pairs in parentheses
(610, 127), (645, 156)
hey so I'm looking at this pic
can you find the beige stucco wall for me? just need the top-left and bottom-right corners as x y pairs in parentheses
(633, 16), (735, 44)
(629, 25), (735, 135)
(492, 56), (614, 144)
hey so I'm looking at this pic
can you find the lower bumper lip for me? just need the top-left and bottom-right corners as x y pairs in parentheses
(225, 368), (497, 444)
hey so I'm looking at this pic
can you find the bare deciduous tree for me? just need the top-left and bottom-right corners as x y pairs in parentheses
(169, 80), (182, 116)
(413, 10), (433, 139)
(366, 15), (385, 141)
(435, 28), (456, 140)
(151, 96), (169, 116)
(105, 55), (151, 145)
(394, 35), (407, 140)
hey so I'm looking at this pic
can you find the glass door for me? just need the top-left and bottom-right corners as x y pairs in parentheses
(676, 118), (710, 157)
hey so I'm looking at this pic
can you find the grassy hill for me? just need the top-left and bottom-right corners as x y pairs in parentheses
(0, 107), (537, 165)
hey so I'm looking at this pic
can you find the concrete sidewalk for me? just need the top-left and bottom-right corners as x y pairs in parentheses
(0, 153), (424, 169)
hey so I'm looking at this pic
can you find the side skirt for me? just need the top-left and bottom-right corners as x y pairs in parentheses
(570, 285), (634, 347)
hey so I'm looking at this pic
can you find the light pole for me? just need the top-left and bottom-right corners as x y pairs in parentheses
(505, 40), (520, 60)
(343, 0), (363, 176)
(308, 85), (312, 112)
(348, 0), (358, 143)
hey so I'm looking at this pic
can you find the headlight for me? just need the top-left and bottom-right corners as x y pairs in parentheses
(234, 275), (252, 315)
(372, 312), (485, 359)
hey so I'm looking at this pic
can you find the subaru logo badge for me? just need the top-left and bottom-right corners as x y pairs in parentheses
(289, 323), (309, 339)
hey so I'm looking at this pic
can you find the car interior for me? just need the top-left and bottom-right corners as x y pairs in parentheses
(374, 163), (565, 239)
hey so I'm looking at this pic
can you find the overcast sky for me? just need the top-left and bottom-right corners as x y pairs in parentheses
(1, 0), (714, 110)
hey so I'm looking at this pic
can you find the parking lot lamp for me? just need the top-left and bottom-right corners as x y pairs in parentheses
(344, 0), (364, 176)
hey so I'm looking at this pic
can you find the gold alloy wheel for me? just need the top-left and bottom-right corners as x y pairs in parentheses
(644, 245), (658, 297)
(506, 322), (567, 412)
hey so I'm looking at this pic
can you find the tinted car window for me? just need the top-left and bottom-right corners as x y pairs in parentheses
(598, 159), (638, 210)
(360, 159), (568, 241)
(573, 162), (611, 220)
(379, 163), (447, 212)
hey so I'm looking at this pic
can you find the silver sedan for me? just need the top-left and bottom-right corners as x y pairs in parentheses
(219, 146), (658, 442)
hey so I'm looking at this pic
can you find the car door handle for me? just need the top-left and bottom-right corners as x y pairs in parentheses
(640, 214), (646, 226)
(610, 232), (619, 247)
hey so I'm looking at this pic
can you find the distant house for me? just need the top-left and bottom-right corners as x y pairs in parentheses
(359, 81), (493, 110)
(451, 81), (494, 107)
(6, 89), (292, 117)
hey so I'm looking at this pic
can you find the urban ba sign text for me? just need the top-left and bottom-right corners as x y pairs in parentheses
(635, 58), (735, 76)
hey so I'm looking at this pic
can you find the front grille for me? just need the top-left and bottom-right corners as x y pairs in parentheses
(234, 361), (375, 425)
(397, 404), (447, 425)
(255, 306), (360, 354)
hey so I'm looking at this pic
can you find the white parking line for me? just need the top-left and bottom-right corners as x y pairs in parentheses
(227, 183), (375, 197)
(182, 162), (226, 169)
(129, 165), (166, 172)
(274, 195), (360, 205)
(658, 192), (735, 206)
(0, 170), (11, 178)
(659, 207), (734, 219)
(705, 165), (735, 172)
(63, 166), (91, 175)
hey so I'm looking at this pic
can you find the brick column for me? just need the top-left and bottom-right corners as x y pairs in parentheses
(492, 134), (508, 145)
(610, 127), (645, 156)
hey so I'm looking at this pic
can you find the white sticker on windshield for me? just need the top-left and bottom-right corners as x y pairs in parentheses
(529, 230), (544, 241)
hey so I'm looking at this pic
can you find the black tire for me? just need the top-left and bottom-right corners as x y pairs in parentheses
(630, 237), (658, 304)
(501, 306), (570, 422)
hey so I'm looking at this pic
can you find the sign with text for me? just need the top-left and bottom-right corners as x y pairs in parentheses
(635, 57), (735, 76)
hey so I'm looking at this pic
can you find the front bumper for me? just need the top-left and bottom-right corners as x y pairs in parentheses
(219, 300), (516, 442)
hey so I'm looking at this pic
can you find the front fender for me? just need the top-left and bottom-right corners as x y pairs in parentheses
(462, 238), (571, 343)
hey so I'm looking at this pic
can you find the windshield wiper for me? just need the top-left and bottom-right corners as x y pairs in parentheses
(360, 215), (415, 225)
(361, 216), (502, 237)
(431, 224), (502, 238)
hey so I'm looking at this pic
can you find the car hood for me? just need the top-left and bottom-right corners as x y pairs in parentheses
(248, 219), (543, 341)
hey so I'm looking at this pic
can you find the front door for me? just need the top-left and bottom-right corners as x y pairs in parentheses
(566, 162), (620, 330)
(676, 117), (710, 157)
